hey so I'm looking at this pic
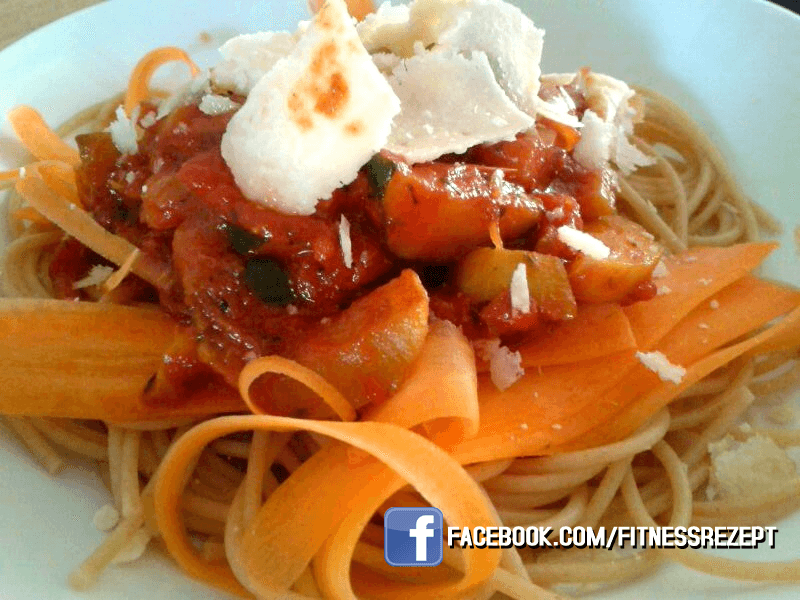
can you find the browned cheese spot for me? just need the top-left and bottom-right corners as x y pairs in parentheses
(344, 120), (363, 135)
(287, 37), (351, 130)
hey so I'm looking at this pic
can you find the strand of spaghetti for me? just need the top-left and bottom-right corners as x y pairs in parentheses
(1, 230), (62, 298)
(107, 426), (124, 510)
(3, 416), (64, 474)
(525, 550), (661, 585)
(99, 248), (140, 300)
(483, 464), (605, 494)
(497, 485), (588, 530)
(681, 386), (755, 467)
(577, 459), (632, 528)
(25, 160), (80, 205)
(509, 409), (669, 474)
(15, 176), (170, 288)
(651, 441), (692, 527)
(622, 459), (800, 582)
(242, 431), (270, 525)
(120, 430), (143, 518)
(123, 47), (200, 115)
(28, 418), (108, 460)
(239, 356), (356, 422)
(153, 416), (501, 598)
(7, 106), (81, 166)
(490, 567), (565, 600)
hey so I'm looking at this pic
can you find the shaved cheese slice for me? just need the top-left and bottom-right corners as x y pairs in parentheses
(509, 262), (530, 314)
(212, 32), (296, 95)
(557, 225), (611, 259)
(221, 0), (401, 215)
(357, 2), (414, 55)
(573, 71), (655, 174)
(339, 214), (352, 269)
(384, 51), (533, 163)
(418, 0), (544, 116)
(359, 0), (544, 115)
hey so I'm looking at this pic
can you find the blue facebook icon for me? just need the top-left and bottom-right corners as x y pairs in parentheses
(384, 507), (444, 567)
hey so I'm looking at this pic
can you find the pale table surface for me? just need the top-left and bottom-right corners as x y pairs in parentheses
(0, 0), (104, 50)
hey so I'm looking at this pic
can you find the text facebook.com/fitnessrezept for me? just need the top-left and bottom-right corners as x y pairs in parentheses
(383, 506), (780, 568)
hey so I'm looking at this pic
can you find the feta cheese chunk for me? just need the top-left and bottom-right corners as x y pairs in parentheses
(221, 0), (401, 215)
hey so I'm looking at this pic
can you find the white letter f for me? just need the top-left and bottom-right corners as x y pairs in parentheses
(409, 515), (435, 561)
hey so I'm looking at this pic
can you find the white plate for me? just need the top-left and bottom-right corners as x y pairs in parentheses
(1, 0), (799, 598)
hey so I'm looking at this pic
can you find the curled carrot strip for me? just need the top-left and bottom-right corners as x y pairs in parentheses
(15, 176), (171, 288)
(153, 415), (501, 598)
(8, 106), (81, 167)
(123, 47), (200, 115)
(238, 356), (357, 422)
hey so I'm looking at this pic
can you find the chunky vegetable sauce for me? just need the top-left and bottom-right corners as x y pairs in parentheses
(51, 89), (662, 414)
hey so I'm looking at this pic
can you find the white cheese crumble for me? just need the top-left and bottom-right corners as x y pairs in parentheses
(107, 106), (139, 155)
(556, 225), (611, 260)
(198, 94), (240, 116)
(157, 73), (211, 120)
(92, 504), (120, 532)
(706, 432), (798, 501)
(652, 260), (669, 278)
(509, 262), (530, 314)
(73, 265), (115, 289)
(339, 214), (353, 268)
(474, 339), (525, 391)
(18, 166), (26, 178)
(710, 299), (720, 309)
(572, 72), (654, 174)
(140, 111), (157, 128)
(221, 0), (401, 215)
(636, 350), (686, 384)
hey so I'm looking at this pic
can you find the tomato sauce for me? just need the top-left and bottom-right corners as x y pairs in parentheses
(58, 97), (660, 401)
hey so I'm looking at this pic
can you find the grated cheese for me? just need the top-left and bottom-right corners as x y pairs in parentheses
(652, 260), (669, 278)
(710, 299), (720, 309)
(140, 111), (157, 128)
(556, 225), (611, 259)
(706, 432), (798, 501)
(107, 106), (139, 155)
(339, 214), (353, 268)
(473, 338), (525, 391)
(198, 94), (240, 116)
(636, 350), (686, 384)
(509, 262), (530, 314)
(73, 265), (114, 290)
(221, 0), (400, 215)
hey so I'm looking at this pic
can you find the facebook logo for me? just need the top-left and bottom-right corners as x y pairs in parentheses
(384, 507), (444, 567)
